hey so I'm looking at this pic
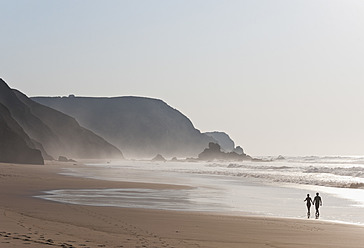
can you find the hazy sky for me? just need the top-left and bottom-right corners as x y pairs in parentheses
(1, 0), (364, 156)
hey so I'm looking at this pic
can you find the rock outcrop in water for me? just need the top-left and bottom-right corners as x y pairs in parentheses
(0, 78), (123, 161)
(204, 131), (247, 156)
(198, 142), (251, 161)
(32, 95), (216, 158)
(234, 146), (244, 155)
(151, 154), (166, 162)
(204, 131), (235, 152)
(58, 156), (76, 162)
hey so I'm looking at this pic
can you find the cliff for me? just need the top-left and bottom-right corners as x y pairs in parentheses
(0, 79), (123, 160)
(0, 103), (44, 164)
(32, 96), (215, 158)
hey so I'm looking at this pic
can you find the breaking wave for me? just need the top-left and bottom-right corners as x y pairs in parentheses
(193, 156), (364, 189)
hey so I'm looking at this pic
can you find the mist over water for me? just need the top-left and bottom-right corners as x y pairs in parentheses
(38, 156), (364, 225)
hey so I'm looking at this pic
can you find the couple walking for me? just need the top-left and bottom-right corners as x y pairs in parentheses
(304, 193), (322, 218)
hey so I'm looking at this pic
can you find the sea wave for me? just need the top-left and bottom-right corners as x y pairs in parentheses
(83, 157), (364, 190)
(198, 161), (364, 189)
(286, 156), (364, 165)
(192, 169), (364, 189)
(303, 166), (364, 178)
(227, 163), (292, 170)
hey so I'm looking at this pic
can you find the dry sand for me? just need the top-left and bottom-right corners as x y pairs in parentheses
(1, 161), (364, 248)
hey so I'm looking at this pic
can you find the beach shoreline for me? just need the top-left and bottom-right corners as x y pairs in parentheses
(1, 161), (364, 248)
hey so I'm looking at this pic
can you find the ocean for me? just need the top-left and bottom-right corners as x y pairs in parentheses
(37, 156), (364, 225)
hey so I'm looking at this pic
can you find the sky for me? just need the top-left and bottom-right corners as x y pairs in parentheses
(1, 0), (364, 156)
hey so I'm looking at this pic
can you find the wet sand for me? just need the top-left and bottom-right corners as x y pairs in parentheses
(1, 161), (364, 248)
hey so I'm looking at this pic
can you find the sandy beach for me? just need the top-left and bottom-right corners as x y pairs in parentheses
(1, 162), (364, 248)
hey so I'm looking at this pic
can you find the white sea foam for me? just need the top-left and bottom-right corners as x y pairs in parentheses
(37, 156), (364, 225)
(184, 157), (364, 189)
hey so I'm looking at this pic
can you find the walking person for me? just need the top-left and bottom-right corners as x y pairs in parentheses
(304, 194), (313, 218)
(313, 192), (322, 218)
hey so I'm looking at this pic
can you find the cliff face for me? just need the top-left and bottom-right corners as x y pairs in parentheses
(0, 103), (44, 164)
(32, 96), (215, 158)
(0, 79), (123, 160)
